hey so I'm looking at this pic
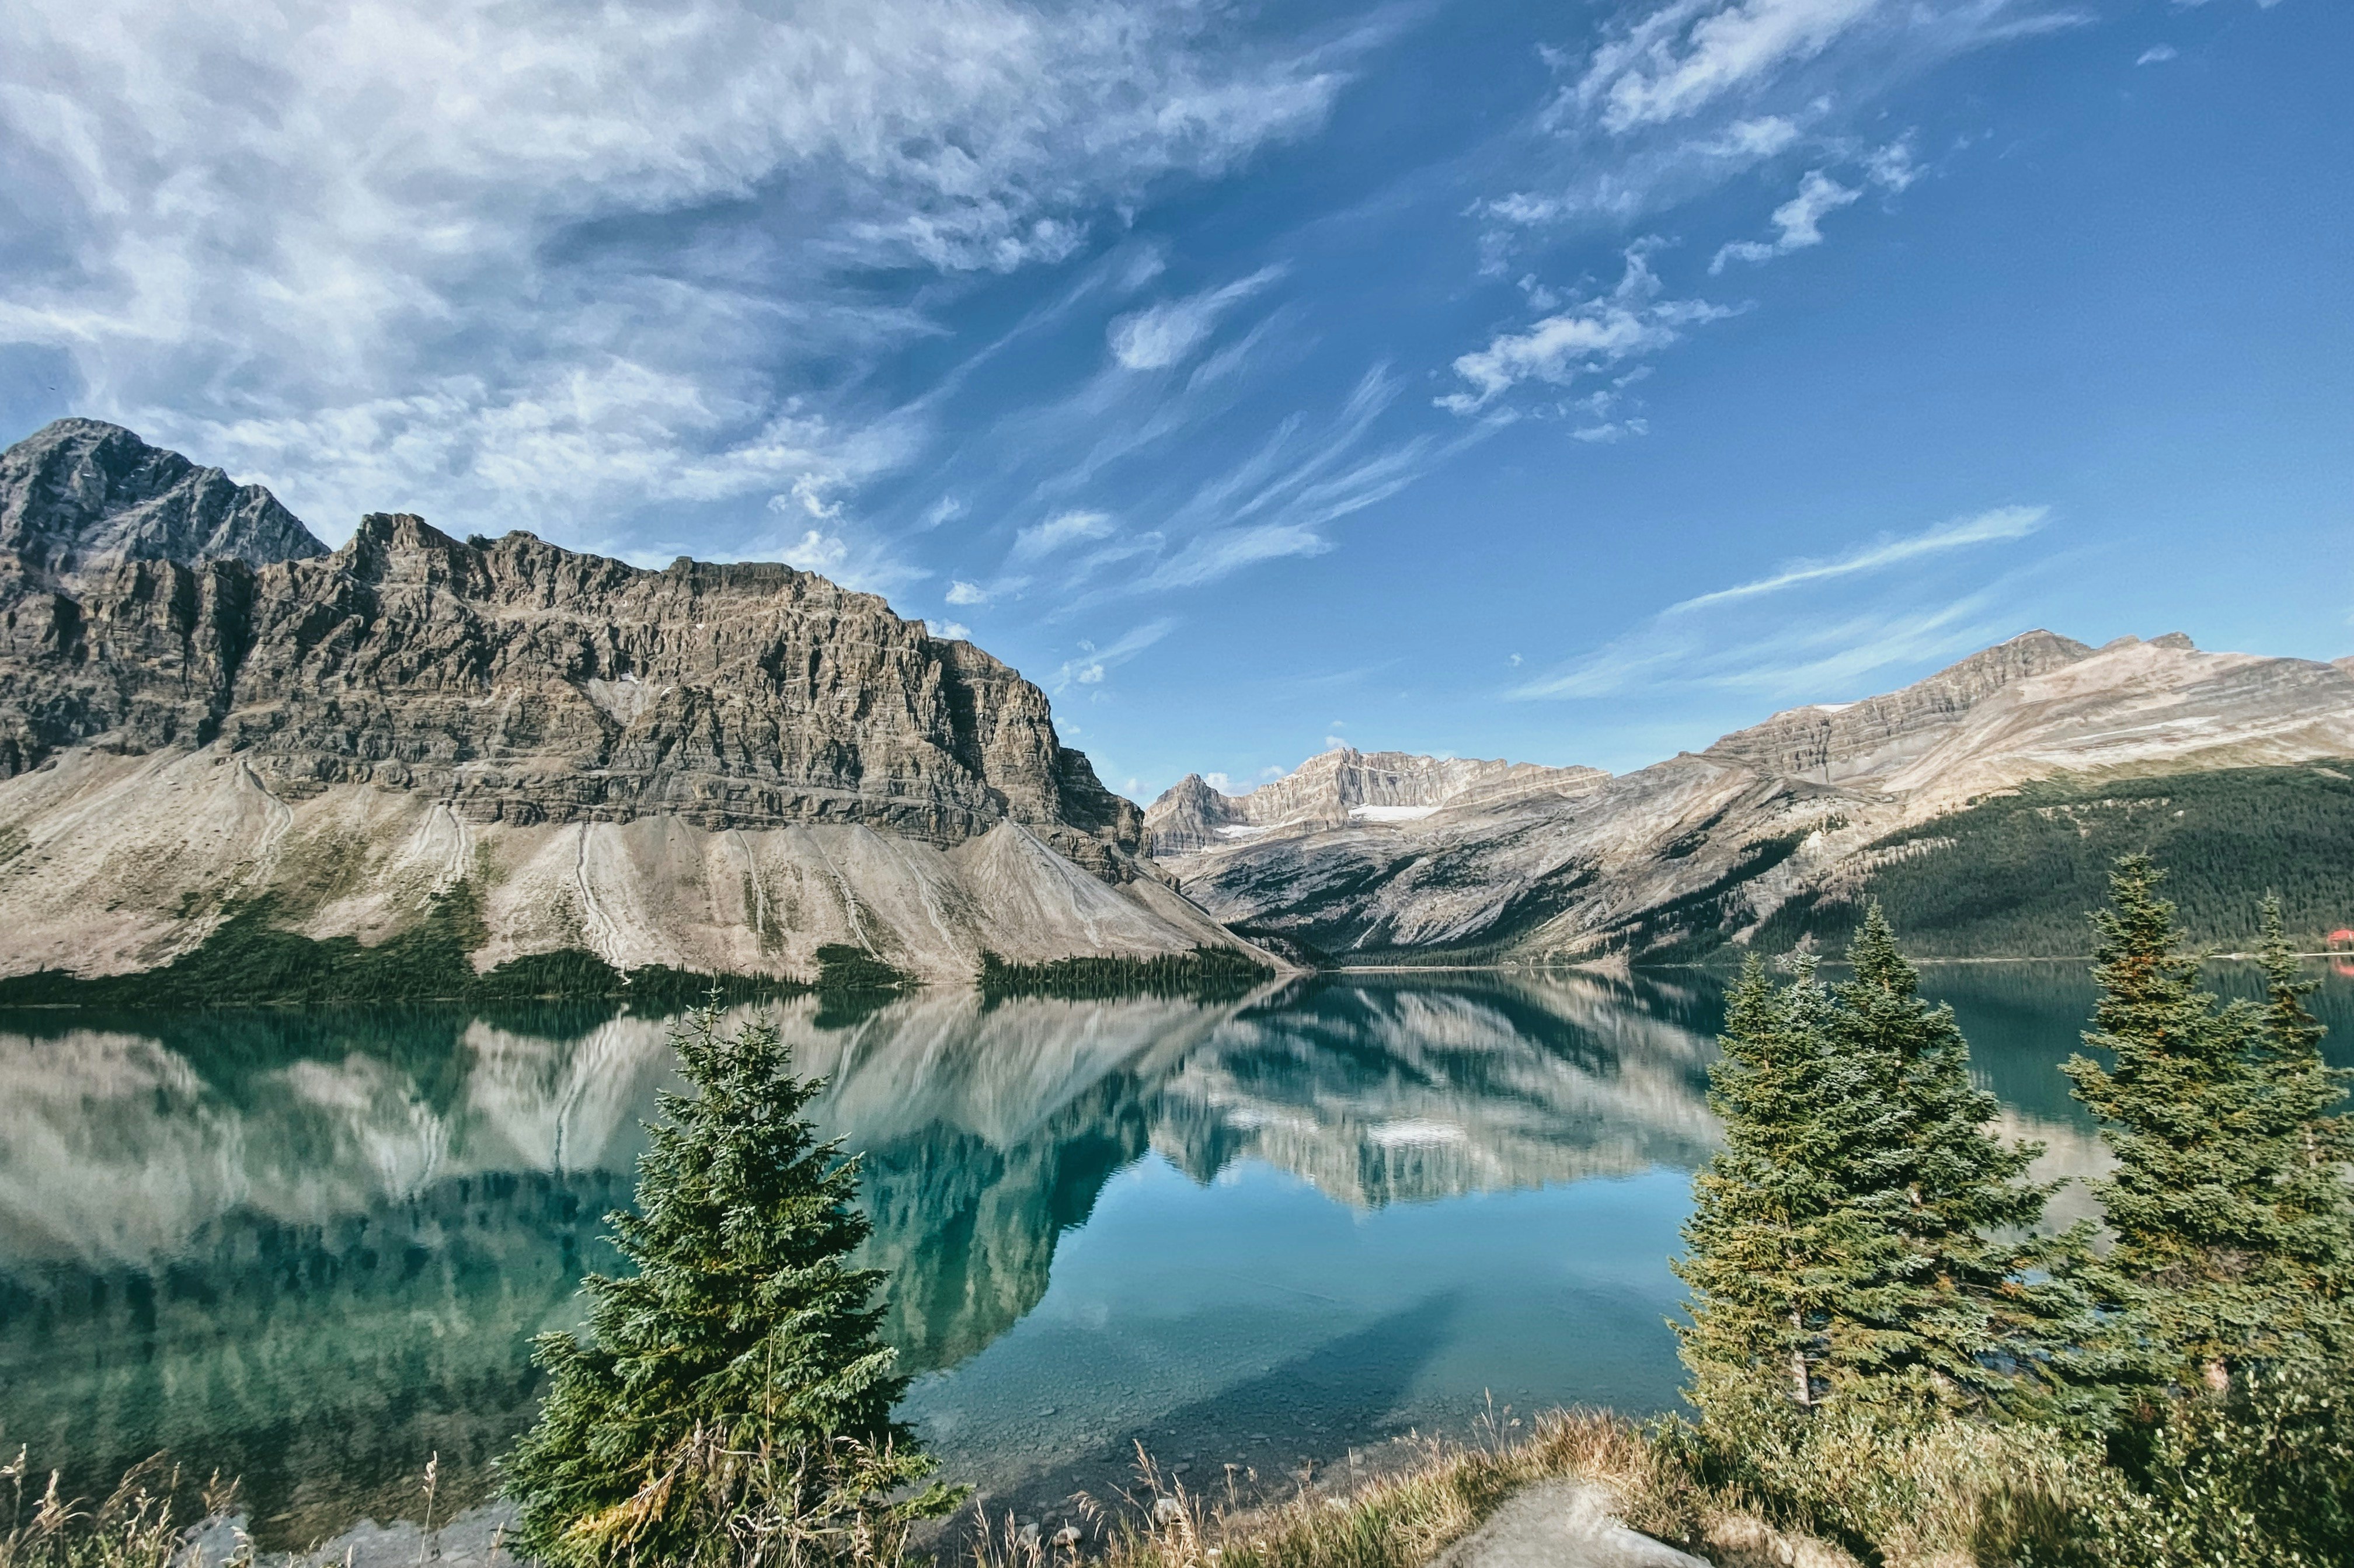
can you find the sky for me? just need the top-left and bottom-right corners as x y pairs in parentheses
(2, 0), (2348, 802)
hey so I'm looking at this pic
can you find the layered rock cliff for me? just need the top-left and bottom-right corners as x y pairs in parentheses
(1161, 631), (2354, 961)
(0, 420), (1250, 982)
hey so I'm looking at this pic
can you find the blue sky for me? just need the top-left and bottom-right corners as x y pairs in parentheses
(3, 0), (2347, 800)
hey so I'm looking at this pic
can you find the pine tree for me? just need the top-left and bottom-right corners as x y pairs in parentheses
(1826, 905), (2093, 1420)
(2064, 856), (2296, 1391)
(1674, 956), (1906, 1424)
(2250, 895), (2354, 1354)
(505, 1005), (955, 1568)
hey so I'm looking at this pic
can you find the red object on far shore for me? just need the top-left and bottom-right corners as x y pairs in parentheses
(2330, 928), (2354, 950)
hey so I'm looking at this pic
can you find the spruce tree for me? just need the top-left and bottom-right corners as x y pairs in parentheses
(1674, 956), (1905, 1424)
(505, 1005), (953, 1568)
(2064, 856), (2296, 1390)
(1827, 905), (2092, 1421)
(2251, 895), (2354, 1354)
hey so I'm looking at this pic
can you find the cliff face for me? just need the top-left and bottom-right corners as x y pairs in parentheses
(0, 422), (1241, 982)
(1163, 632), (2354, 961)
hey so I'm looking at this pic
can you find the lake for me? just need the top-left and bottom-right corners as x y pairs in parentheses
(4, 961), (2350, 1549)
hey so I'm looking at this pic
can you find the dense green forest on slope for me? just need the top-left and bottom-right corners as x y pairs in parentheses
(1749, 764), (2354, 959)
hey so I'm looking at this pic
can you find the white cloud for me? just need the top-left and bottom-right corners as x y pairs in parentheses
(1107, 266), (1284, 371)
(779, 529), (848, 574)
(1052, 618), (1176, 692)
(1439, 248), (1733, 413)
(2135, 44), (2178, 65)
(1664, 504), (2049, 612)
(1014, 509), (1118, 559)
(0, 0), (1346, 539)
(1864, 134), (1921, 191)
(927, 619), (971, 640)
(1709, 169), (1860, 270)
(1203, 771), (1232, 792)
(1573, 418), (1650, 442)
(1577, 0), (1887, 134)
(757, 489), (930, 595)
(945, 579), (988, 605)
(1701, 116), (1804, 157)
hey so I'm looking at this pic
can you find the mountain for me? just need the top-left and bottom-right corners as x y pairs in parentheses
(0, 420), (1253, 985)
(1154, 631), (2354, 961)
(1144, 747), (1608, 855)
(0, 417), (326, 593)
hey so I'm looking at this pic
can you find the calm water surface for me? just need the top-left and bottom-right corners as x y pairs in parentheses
(4, 963), (2349, 1546)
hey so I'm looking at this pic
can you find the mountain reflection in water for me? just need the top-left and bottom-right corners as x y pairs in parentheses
(8, 965), (2334, 1548)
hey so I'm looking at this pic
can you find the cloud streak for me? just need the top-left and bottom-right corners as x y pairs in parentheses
(1108, 266), (1286, 371)
(1511, 505), (2050, 701)
(1664, 505), (2049, 612)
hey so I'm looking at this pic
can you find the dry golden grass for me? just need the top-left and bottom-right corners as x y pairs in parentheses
(0, 1449), (246, 1568)
(960, 1411), (1856, 1568)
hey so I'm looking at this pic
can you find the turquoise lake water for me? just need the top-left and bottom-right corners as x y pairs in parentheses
(3, 961), (2348, 1545)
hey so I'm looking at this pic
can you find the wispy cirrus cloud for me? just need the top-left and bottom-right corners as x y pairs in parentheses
(1665, 505), (2049, 612)
(1108, 266), (1286, 371)
(0, 0), (1350, 546)
(1512, 505), (2052, 700)
(1014, 510), (1120, 559)
(1575, 0), (1886, 134)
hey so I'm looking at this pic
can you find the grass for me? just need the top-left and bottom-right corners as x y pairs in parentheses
(962, 1413), (1863, 1568)
(18, 1394), (2336, 1568)
(2, 1451), (245, 1568)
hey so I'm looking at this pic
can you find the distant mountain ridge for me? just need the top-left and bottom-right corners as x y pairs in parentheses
(1154, 630), (2354, 961)
(1145, 747), (1608, 855)
(0, 420), (1260, 985)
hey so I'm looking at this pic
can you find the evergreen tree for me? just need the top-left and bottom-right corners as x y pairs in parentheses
(1826, 905), (2094, 1421)
(2250, 895), (2354, 1354)
(1674, 956), (1906, 1424)
(505, 1006), (955, 1568)
(2064, 856), (2299, 1390)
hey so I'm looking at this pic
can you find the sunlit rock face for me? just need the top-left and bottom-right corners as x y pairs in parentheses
(0, 421), (1248, 981)
(0, 977), (1722, 1536)
(1162, 632), (2354, 961)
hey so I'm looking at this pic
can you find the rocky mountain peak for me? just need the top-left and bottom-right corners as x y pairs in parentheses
(1701, 628), (2097, 784)
(0, 419), (326, 592)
